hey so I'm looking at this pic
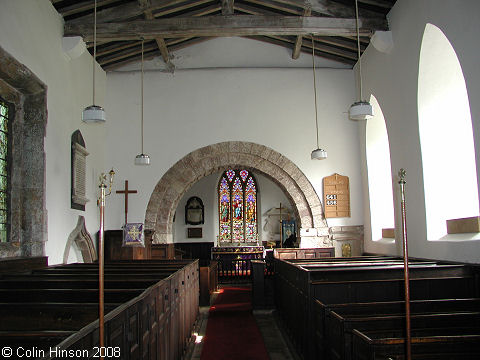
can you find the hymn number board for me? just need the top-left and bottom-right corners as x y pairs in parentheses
(323, 173), (350, 218)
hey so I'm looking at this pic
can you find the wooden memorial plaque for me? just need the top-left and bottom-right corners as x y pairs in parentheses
(323, 173), (350, 218)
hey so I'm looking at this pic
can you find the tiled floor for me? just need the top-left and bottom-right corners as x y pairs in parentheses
(184, 290), (300, 360)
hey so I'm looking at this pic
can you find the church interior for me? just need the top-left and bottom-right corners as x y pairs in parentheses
(1, 0), (480, 359)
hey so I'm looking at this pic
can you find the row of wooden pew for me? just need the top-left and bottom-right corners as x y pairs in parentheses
(274, 255), (480, 360)
(0, 259), (199, 360)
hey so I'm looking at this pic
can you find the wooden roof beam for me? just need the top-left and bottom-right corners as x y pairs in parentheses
(287, 0), (388, 18)
(233, 3), (280, 16)
(243, 0), (303, 15)
(221, 0), (235, 15)
(66, 0), (191, 25)
(292, 6), (312, 60)
(246, 35), (355, 65)
(57, 0), (120, 18)
(140, 0), (174, 70)
(65, 15), (383, 42)
(269, 34), (358, 61)
(151, 0), (214, 18)
(358, 0), (393, 9)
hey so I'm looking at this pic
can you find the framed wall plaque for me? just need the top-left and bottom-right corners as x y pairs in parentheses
(323, 173), (350, 218)
(187, 228), (202, 238)
(185, 196), (204, 225)
(71, 130), (89, 210)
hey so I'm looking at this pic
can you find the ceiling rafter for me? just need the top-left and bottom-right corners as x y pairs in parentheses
(99, 42), (157, 67)
(358, 0), (393, 9)
(56, 0), (120, 18)
(103, 37), (215, 70)
(52, 0), (396, 70)
(268, 34), (358, 61)
(150, 0), (215, 18)
(221, 0), (235, 15)
(246, 35), (355, 65)
(292, 6), (312, 59)
(233, 2), (280, 16)
(140, 0), (173, 68)
(243, 0), (304, 15)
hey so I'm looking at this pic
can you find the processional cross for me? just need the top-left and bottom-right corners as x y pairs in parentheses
(116, 180), (138, 224)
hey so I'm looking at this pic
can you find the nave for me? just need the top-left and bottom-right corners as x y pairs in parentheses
(1, 253), (480, 360)
(186, 285), (299, 360)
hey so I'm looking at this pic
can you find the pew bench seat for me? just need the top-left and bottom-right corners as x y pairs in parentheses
(352, 329), (480, 360)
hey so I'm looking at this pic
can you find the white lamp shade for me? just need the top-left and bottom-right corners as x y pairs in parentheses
(135, 153), (151, 165)
(311, 148), (327, 160)
(82, 105), (106, 123)
(349, 101), (373, 120)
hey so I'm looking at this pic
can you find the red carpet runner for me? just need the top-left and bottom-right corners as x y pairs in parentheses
(200, 286), (270, 360)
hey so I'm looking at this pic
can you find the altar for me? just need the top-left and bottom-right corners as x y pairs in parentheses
(211, 246), (264, 278)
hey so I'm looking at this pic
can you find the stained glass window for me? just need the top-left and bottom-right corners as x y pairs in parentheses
(218, 169), (258, 243)
(245, 177), (257, 242)
(219, 177), (231, 241)
(231, 177), (244, 242)
(226, 169), (235, 182)
(0, 98), (10, 243)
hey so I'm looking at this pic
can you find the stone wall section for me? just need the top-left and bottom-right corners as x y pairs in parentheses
(145, 141), (331, 246)
(0, 46), (47, 259)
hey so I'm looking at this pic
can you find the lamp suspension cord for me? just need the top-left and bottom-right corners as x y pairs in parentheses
(311, 35), (319, 149)
(92, 0), (97, 105)
(141, 38), (145, 154)
(355, 0), (363, 101)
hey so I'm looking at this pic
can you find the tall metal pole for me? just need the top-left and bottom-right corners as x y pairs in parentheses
(399, 168), (411, 360)
(98, 181), (106, 359)
(97, 169), (114, 360)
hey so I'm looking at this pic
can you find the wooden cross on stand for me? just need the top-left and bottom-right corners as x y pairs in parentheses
(116, 180), (138, 224)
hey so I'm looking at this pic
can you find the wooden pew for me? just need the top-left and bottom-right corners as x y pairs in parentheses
(0, 303), (118, 331)
(0, 331), (77, 357)
(352, 328), (480, 360)
(315, 298), (480, 360)
(0, 288), (144, 303)
(0, 278), (158, 289)
(0, 259), (200, 360)
(325, 302), (480, 360)
(274, 257), (480, 360)
(200, 261), (218, 306)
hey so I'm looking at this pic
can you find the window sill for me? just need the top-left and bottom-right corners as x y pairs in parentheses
(431, 233), (480, 242)
(372, 237), (396, 244)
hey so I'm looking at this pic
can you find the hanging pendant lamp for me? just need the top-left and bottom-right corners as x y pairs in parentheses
(82, 0), (105, 123)
(135, 39), (151, 165)
(349, 0), (373, 120)
(310, 35), (327, 160)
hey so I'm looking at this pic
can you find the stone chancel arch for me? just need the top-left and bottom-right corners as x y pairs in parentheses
(145, 141), (330, 246)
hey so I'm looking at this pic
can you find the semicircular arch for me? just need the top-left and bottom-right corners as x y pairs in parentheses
(145, 141), (328, 244)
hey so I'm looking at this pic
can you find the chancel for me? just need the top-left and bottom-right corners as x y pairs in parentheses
(1, 1), (480, 360)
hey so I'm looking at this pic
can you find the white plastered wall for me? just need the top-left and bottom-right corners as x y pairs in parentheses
(173, 171), (291, 245)
(105, 62), (363, 239)
(359, 0), (480, 263)
(0, 0), (107, 264)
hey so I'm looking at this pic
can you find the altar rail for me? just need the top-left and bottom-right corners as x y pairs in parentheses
(212, 246), (264, 283)
(217, 259), (252, 282)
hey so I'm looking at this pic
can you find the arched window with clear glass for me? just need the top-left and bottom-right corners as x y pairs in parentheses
(218, 169), (258, 244)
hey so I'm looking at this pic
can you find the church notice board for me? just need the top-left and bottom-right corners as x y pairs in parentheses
(323, 173), (350, 218)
